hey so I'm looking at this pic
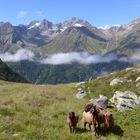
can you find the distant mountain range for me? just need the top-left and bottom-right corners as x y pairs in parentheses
(0, 17), (140, 83)
(1, 17), (140, 55)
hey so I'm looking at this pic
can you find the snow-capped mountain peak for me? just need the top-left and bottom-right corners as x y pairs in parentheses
(28, 22), (41, 29)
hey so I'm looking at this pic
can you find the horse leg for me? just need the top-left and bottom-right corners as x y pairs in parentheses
(73, 126), (76, 133)
(73, 126), (75, 133)
(95, 124), (100, 136)
(97, 124), (101, 136)
(104, 123), (109, 135)
(89, 124), (91, 131)
(84, 122), (87, 130)
(94, 123), (98, 136)
(69, 124), (72, 133)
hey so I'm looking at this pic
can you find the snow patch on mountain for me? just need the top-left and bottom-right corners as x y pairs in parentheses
(73, 23), (83, 27)
(60, 27), (67, 32)
(28, 22), (41, 29)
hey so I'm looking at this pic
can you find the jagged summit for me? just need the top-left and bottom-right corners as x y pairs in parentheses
(0, 17), (140, 56)
(0, 17), (140, 55)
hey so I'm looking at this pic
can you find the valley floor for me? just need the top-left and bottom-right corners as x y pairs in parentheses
(0, 80), (140, 140)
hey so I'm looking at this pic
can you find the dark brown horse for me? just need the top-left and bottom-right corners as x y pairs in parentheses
(92, 106), (114, 136)
(67, 112), (79, 133)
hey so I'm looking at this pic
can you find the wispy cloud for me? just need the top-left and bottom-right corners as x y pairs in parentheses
(98, 24), (120, 30)
(0, 49), (34, 62)
(17, 10), (27, 18)
(37, 11), (45, 17)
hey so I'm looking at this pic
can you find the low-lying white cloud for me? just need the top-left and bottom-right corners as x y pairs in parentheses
(41, 52), (119, 65)
(0, 50), (139, 65)
(0, 49), (34, 62)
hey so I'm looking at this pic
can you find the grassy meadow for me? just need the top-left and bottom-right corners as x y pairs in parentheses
(0, 66), (140, 140)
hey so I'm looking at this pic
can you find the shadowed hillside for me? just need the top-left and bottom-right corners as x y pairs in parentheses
(0, 59), (28, 83)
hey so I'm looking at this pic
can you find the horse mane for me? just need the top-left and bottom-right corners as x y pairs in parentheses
(84, 103), (93, 112)
(69, 112), (75, 119)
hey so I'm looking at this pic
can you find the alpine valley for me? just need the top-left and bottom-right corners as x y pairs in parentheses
(0, 17), (140, 84)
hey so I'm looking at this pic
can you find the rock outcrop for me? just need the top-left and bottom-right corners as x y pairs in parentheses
(135, 77), (140, 82)
(136, 82), (140, 89)
(88, 95), (108, 108)
(109, 91), (140, 112)
(110, 78), (124, 86)
(76, 89), (87, 99)
(75, 82), (87, 99)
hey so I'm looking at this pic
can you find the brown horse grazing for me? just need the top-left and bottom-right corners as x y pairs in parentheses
(92, 106), (114, 136)
(67, 112), (79, 133)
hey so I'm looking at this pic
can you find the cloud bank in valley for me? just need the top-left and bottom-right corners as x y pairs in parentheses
(0, 49), (34, 62)
(0, 49), (139, 65)
(41, 52), (120, 65)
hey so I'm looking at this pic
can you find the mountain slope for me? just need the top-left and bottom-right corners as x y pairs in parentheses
(0, 59), (27, 83)
(0, 18), (108, 54)
(84, 64), (140, 97)
(103, 19), (140, 56)
(7, 59), (132, 84)
(41, 26), (107, 54)
(0, 17), (140, 55)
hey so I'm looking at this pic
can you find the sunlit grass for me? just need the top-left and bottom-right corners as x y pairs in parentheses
(0, 75), (140, 140)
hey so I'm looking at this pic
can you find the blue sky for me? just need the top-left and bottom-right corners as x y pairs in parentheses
(0, 0), (140, 27)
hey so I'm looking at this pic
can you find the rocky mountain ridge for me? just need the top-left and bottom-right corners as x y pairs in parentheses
(0, 17), (140, 84)
(0, 17), (140, 55)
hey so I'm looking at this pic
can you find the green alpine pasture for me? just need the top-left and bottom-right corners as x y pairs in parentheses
(0, 65), (140, 140)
